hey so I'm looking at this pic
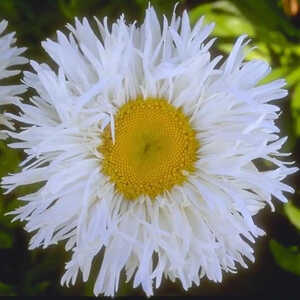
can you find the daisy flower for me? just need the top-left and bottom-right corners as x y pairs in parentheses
(0, 20), (27, 139)
(1, 6), (297, 296)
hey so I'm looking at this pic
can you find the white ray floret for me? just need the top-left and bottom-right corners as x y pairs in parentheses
(0, 20), (27, 139)
(1, 6), (298, 297)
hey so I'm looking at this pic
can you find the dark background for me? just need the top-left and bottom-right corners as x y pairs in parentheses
(0, 0), (299, 296)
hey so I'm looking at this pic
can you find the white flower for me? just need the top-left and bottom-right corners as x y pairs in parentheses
(0, 20), (27, 139)
(1, 6), (297, 296)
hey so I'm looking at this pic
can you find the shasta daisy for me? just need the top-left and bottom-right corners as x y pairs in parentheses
(0, 19), (27, 139)
(1, 6), (297, 296)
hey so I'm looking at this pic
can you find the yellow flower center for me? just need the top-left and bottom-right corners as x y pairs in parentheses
(99, 98), (198, 200)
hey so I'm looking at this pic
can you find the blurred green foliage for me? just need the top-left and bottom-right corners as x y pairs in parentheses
(0, 0), (299, 296)
(284, 201), (300, 230)
(270, 239), (300, 276)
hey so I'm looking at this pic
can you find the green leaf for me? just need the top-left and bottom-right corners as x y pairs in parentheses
(230, 0), (300, 40)
(0, 282), (15, 296)
(270, 239), (300, 276)
(286, 68), (300, 87)
(189, 1), (274, 63)
(0, 141), (20, 178)
(284, 201), (300, 231)
(189, 2), (255, 37)
(291, 83), (300, 136)
(0, 231), (13, 248)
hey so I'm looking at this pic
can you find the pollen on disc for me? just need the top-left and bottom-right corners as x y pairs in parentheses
(98, 98), (199, 200)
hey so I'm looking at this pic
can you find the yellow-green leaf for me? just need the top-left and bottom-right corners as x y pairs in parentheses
(284, 201), (300, 231)
(270, 239), (300, 276)
(189, 2), (255, 37)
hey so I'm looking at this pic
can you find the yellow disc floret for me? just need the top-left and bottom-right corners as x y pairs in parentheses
(99, 98), (198, 200)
